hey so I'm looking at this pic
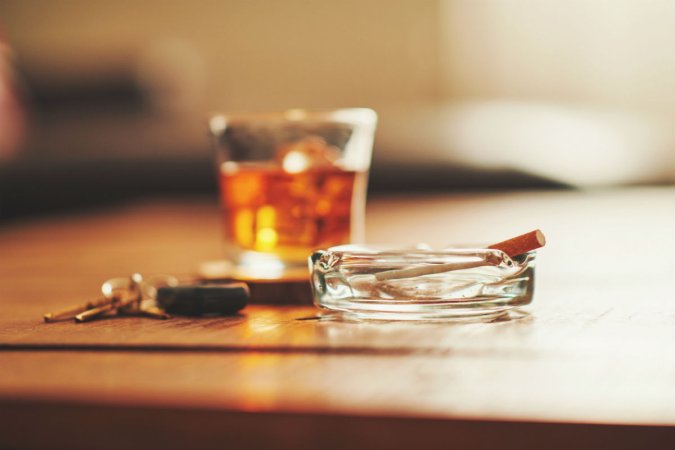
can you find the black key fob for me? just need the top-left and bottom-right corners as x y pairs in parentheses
(156, 283), (249, 316)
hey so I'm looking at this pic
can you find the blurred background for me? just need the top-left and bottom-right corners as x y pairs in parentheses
(1, 0), (674, 221)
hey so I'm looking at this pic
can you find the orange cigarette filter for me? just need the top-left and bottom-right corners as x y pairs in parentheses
(488, 229), (546, 257)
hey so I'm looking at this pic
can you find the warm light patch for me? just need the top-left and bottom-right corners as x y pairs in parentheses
(255, 206), (278, 251)
(234, 209), (254, 247)
(282, 150), (311, 173)
(256, 228), (278, 251)
(284, 109), (307, 121)
(209, 115), (227, 134)
(220, 161), (239, 175)
(315, 199), (331, 216)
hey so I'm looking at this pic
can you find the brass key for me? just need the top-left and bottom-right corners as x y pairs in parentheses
(43, 297), (114, 322)
(137, 304), (172, 320)
(76, 274), (145, 323)
(74, 298), (120, 323)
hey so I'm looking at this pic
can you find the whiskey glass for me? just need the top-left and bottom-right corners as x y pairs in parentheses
(209, 108), (377, 279)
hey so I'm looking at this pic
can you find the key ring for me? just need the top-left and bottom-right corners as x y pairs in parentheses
(101, 273), (179, 303)
(44, 273), (246, 322)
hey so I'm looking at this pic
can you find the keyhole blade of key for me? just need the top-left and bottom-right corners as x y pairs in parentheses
(44, 297), (115, 323)
(74, 294), (165, 323)
(137, 305), (172, 320)
(74, 301), (119, 323)
(74, 294), (139, 323)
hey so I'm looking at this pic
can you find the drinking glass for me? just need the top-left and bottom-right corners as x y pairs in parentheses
(209, 108), (377, 279)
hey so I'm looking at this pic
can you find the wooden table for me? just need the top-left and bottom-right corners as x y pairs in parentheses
(1, 188), (674, 449)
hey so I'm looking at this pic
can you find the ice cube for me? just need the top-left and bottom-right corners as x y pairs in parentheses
(276, 137), (340, 173)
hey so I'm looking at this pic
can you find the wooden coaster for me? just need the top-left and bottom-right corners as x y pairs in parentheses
(197, 260), (313, 305)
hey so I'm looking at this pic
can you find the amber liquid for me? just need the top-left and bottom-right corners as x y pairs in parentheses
(219, 163), (366, 265)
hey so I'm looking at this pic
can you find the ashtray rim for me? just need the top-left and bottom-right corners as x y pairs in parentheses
(308, 245), (537, 321)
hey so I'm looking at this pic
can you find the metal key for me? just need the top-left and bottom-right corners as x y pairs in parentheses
(80, 273), (176, 322)
(44, 276), (135, 322)
(43, 297), (115, 322)
(74, 299), (120, 323)
(74, 274), (143, 323)
(44, 273), (178, 323)
(137, 304), (172, 320)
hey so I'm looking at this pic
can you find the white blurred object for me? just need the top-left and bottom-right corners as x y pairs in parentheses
(444, 101), (674, 186)
(378, 101), (675, 187)
(276, 137), (340, 174)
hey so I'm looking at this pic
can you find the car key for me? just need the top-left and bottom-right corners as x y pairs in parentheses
(156, 283), (249, 316)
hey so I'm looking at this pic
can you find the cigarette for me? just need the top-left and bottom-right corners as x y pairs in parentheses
(488, 229), (546, 257)
(373, 229), (546, 281)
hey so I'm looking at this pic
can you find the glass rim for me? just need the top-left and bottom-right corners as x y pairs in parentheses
(208, 107), (377, 136)
(313, 245), (538, 258)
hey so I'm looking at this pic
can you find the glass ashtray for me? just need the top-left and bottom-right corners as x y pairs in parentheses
(309, 246), (536, 321)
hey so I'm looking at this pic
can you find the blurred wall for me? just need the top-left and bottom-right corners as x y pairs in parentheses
(1, 0), (442, 112)
(1, 0), (674, 189)
(7, 0), (675, 113)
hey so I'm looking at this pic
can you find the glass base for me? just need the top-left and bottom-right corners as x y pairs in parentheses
(318, 297), (519, 321)
(321, 306), (530, 323)
(198, 255), (309, 282)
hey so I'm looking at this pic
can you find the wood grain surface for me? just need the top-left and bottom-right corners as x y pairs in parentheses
(1, 188), (674, 449)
